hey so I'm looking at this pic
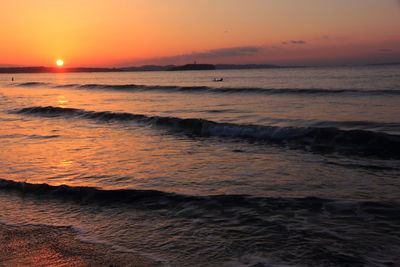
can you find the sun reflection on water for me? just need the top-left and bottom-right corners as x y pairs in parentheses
(59, 160), (73, 167)
(57, 96), (68, 108)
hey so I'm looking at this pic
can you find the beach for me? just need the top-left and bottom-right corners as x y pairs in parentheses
(0, 223), (162, 267)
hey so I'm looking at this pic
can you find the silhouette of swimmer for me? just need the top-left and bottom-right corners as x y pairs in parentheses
(11, 77), (14, 81)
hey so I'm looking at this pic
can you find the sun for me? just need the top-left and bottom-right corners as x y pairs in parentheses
(56, 59), (64, 67)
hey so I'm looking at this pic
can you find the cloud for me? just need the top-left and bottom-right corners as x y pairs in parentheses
(128, 46), (263, 65)
(203, 46), (261, 57)
(164, 46), (262, 62)
(282, 40), (307, 45)
(379, 48), (393, 53)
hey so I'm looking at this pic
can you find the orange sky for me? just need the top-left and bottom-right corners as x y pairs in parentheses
(1, 0), (400, 67)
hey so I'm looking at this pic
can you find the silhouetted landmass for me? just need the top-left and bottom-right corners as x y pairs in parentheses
(215, 64), (282, 69)
(0, 64), (217, 73)
(368, 62), (400, 66)
(2, 62), (396, 74)
(167, 64), (216, 71)
(0, 64), (298, 74)
(120, 65), (175, 72)
(0, 67), (122, 74)
(0, 67), (52, 73)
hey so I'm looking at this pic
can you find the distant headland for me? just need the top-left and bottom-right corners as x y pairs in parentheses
(2, 62), (397, 74)
(0, 64), (294, 74)
(0, 62), (400, 73)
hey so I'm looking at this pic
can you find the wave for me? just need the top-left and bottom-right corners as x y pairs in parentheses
(13, 82), (52, 87)
(14, 106), (400, 158)
(258, 117), (400, 133)
(0, 133), (60, 139)
(2, 178), (399, 267)
(12, 82), (400, 96)
(308, 120), (400, 133)
(1, 178), (398, 219)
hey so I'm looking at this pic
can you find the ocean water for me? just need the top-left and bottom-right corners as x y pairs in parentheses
(0, 65), (399, 266)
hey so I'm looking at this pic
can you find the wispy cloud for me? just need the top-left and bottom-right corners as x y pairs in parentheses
(127, 46), (263, 65)
(282, 40), (307, 45)
(201, 46), (262, 58)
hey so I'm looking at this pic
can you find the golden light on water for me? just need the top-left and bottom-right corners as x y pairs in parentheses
(59, 160), (73, 167)
(56, 59), (64, 67)
(57, 95), (68, 108)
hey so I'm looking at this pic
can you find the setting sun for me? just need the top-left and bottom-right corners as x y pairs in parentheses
(56, 59), (64, 67)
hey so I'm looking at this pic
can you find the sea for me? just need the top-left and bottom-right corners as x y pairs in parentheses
(0, 65), (399, 266)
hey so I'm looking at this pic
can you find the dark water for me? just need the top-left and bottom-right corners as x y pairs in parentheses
(0, 66), (399, 266)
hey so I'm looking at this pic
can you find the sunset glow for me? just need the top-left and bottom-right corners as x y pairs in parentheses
(1, 1), (400, 264)
(1, 0), (400, 67)
(56, 59), (64, 67)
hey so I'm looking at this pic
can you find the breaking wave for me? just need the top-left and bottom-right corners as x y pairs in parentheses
(12, 82), (400, 96)
(1, 178), (399, 219)
(1, 178), (399, 267)
(14, 106), (400, 158)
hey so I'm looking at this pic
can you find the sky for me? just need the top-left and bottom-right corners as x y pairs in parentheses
(1, 0), (400, 67)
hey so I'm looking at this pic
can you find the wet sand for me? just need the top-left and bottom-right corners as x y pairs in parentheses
(0, 223), (162, 267)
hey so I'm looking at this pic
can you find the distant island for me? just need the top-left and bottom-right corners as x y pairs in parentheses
(167, 64), (215, 71)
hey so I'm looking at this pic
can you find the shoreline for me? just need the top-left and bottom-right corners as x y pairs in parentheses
(0, 223), (162, 267)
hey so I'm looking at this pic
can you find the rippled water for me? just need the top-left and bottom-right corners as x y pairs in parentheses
(0, 66), (399, 266)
